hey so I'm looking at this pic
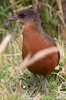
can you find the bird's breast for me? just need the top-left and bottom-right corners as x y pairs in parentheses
(22, 31), (53, 55)
(22, 31), (59, 76)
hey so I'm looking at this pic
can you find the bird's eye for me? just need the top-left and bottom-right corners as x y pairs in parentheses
(19, 14), (26, 18)
(21, 14), (26, 18)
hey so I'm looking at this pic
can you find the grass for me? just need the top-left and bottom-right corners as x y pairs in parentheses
(0, 0), (66, 100)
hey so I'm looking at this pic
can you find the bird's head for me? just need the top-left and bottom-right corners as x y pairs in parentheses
(6, 8), (39, 25)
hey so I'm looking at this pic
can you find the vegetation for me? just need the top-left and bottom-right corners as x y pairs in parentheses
(0, 0), (66, 100)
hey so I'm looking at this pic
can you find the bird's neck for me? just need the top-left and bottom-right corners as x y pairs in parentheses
(23, 20), (42, 34)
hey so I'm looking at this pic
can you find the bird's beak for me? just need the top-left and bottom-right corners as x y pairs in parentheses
(6, 15), (19, 22)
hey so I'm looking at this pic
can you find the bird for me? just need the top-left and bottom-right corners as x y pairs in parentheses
(6, 8), (60, 91)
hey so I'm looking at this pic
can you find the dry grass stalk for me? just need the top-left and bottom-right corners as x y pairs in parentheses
(57, 82), (66, 98)
(33, 93), (41, 100)
(32, 0), (40, 13)
(53, 72), (66, 81)
(0, 28), (10, 33)
(4, 0), (23, 12)
(0, 34), (11, 54)
(56, 0), (66, 39)
(14, 5), (32, 12)
(16, 47), (59, 74)
(56, 0), (64, 18)
(3, 53), (22, 57)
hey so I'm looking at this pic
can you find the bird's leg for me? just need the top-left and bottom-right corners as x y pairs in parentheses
(32, 74), (37, 90)
(42, 77), (49, 93)
(29, 75), (37, 97)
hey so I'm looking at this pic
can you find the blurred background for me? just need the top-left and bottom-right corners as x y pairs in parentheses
(0, 0), (66, 100)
